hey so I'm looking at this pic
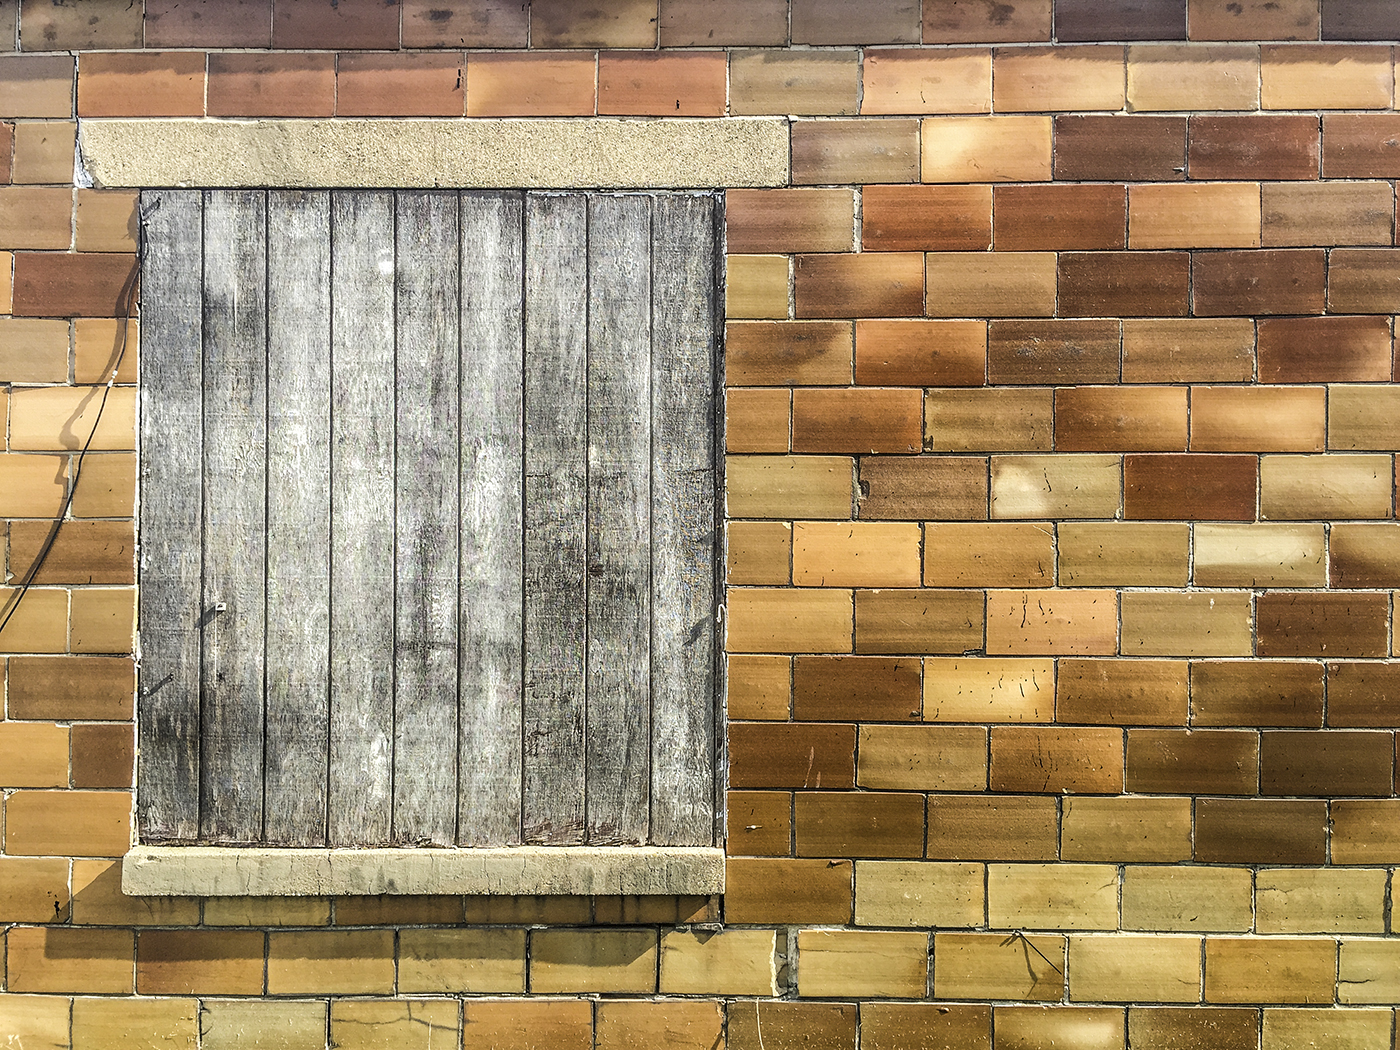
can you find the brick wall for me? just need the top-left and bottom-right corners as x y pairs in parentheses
(3, 0), (1400, 1047)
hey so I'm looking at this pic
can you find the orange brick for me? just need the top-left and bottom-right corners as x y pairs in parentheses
(6, 926), (133, 993)
(990, 726), (1124, 793)
(726, 387), (789, 453)
(267, 930), (395, 995)
(925, 252), (1057, 317)
(794, 521), (921, 587)
(1190, 386), (1326, 453)
(986, 589), (1117, 656)
(1122, 318), (1254, 383)
(727, 189), (856, 254)
(597, 1000), (725, 1050)
(854, 588), (985, 655)
(137, 929), (265, 995)
(794, 119), (922, 185)
(1128, 43), (1259, 111)
(928, 794), (1059, 861)
(77, 51), (205, 117)
(1261, 44), (1393, 109)
(75, 192), (139, 255)
(860, 1004), (991, 1050)
(0, 721), (69, 787)
(724, 857), (853, 923)
(1054, 386), (1188, 452)
(335, 52), (466, 117)
(863, 185), (991, 252)
(924, 523), (1053, 588)
(855, 319), (985, 386)
(921, 116), (1052, 182)
(795, 791), (924, 858)
(728, 520), (792, 585)
(795, 253), (924, 318)
(1129, 183), (1261, 249)
(731, 50), (859, 116)
(861, 48), (991, 114)
(73, 317), (138, 383)
(466, 53), (596, 117)
(792, 388), (923, 453)
(3, 789), (130, 856)
(1205, 939), (1336, 1004)
(207, 52), (335, 117)
(726, 588), (852, 654)
(1056, 658), (1188, 726)
(993, 45), (1125, 112)
(725, 321), (852, 386)
(598, 52), (726, 117)
(993, 184), (1127, 251)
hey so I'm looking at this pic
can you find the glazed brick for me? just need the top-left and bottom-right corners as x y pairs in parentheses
(859, 1004), (991, 1050)
(1190, 114), (1319, 180)
(729, 722), (855, 790)
(726, 387), (789, 453)
(729, 1003), (856, 1050)
(0, 722), (68, 788)
(858, 723), (987, 790)
(922, 116), (1052, 183)
(1331, 799), (1400, 863)
(1126, 729), (1258, 793)
(1328, 387), (1400, 450)
(858, 455), (989, 520)
(13, 121), (76, 184)
(1057, 522), (1190, 587)
(792, 0), (919, 44)
(924, 656), (1054, 722)
(991, 453), (1121, 518)
(1127, 44), (1260, 111)
(137, 930), (264, 995)
(1192, 523), (1326, 587)
(724, 858), (853, 923)
(726, 254), (787, 319)
(727, 791), (792, 855)
(792, 119), (920, 184)
(1128, 317), (1254, 379)
(1060, 796), (1193, 862)
(0, 997), (69, 1050)
(0, 55), (73, 119)
(1057, 252), (1190, 318)
(75, 192), (139, 254)
(531, 0), (656, 47)
(77, 52), (204, 118)
(993, 184), (1127, 251)
(861, 49), (992, 115)
(725, 321), (853, 385)
(854, 588), (985, 654)
(20, 0), (140, 48)
(1056, 0), (1187, 39)
(1331, 523), (1400, 588)
(1338, 941), (1400, 1002)
(726, 587), (853, 653)
(794, 253), (924, 318)
(1053, 116), (1187, 182)
(6, 926), (133, 993)
(0, 856), (69, 921)
(658, 932), (777, 994)
(7, 655), (134, 719)
(335, 53), (465, 117)
(1068, 935), (1201, 1002)
(1123, 454), (1257, 521)
(795, 791), (925, 858)
(12, 253), (136, 318)
(986, 588), (1117, 654)
(9, 387), (136, 451)
(990, 726), (1123, 793)
(1262, 1009), (1394, 1047)
(1204, 939), (1336, 1004)
(1323, 115), (1400, 177)
(73, 455), (138, 518)
(926, 253), (1057, 318)
(0, 586), (67, 652)
(863, 185), (991, 251)
(1260, 730), (1394, 795)
(993, 45), (1126, 112)
(924, 0), (1052, 41)
(988, 863), (1118, 930)
(1323, 0), (1400, 39)
(1260, 454), (1392, 518)
(1262, 182), (1394, 248)
(466, 53), (595, 117)
(1189, 387), (1325, 453)
(791, 388), (923, 452)
(4, 790), (131, 856)
(731, 51), (859, 116)
(1257, 316), (1391, 383)
(1128, 1007), (1260, 1050)
(725, 455), (854, 520)
(1257, 592), (1389, 658)
(794, 520), (921, 587)
(728, 520), (792, 584)
(207, 52), (337, 117)
(1121, 592), (1254, 657)
(1056, 658), (1188, 726)
(1328, 662), (1400, 726)
(927, 794), (1059, 860)
(1188, 0), (1319, 39)
(71, 588), (137, 654)
(1261, 44), (1393, 109)
(329, 1002), (458, 1048)
(598, 52), (726, 117)
(144, 0), (273, 47)
(794, 655), (922, 721)
(267, 930), (394, 995)
(855, 319), (986, 386)
(658, 0), (788, 46)
(727, 189), (855, 254)
(0, 187), (71, 250)
(923, 522), (1054, 588)
(1129, 183), (1260, 250)
(272, 0), (399, 48)
(1190, 660), (1323, 727)
(1121, 865), (1253, 932)
(988, 319), (1120, 384)
(1053, 386), (1188, 452)
(8, 520), (135, 585)
(335, 895), (464, 927)
(1328, 248), (1400, 313)
(530, 929), (658, 994)
(1195, 798), (1327, 863)
(797, 929), (929, 999)
(461, 1001), (590, 1050)
(1192, 249), (1327, 316)
(934, 933), (1064, 1001)
(927, 389), (1053, 451)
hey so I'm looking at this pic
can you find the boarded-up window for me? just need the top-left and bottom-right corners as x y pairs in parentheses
(137, 189), (721, 849)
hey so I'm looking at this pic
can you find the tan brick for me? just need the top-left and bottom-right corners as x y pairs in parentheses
(69, 317), (136, 386)
(1120, 592), (1253, 657)
(205, 896), (329, 926)
(991, 726), (1124, 793)
(928, 795), (1060, 861)
(1053, 386), (1188, 453)
(1122, 317), (1255, 383)
(991, 455), (1121, 519)
(74, 189), (137, 252)
(725, 320), (853, 386)
(924, 252), (1056, 318)
(1339, 941), (1400, 1004)
(726, 387), (789, 453)
(0, 856), (69, 922)
(1128, 44), (1259, 111)
(1331, 522), (1400, 588)
(1263, 182), (1394, 248)
(993, 45), (1124, 112)
(862, 48), (990, 114)
(986, 589), (1117, 655)
(659, 929), (777, 995)
(854, 860), (983, 928)
(0, 586), (68, 652)
(933, 932), (1065, 1000)
(9, 386), (135, 451)
(922, 116), (1052, 182)
(927, 389), (1053, 452)
(923, 523), (1051, 589)
(726, 254), (788, 320)
(71, 859), (198, 925)
(1262, 44), (1393, 109)
(795, 791), (924, 857)
(1331, 799), (1400, 864)
(70, 586), (136, 653)
(0, 995), (70, 1050)
(1193, 523), (1326, 587)
(8, 926), (133, 993)
(13, 122), (76, 185)
(1260, 454), (1392, 519)
(1122, 866), (1253, 932)
(1192, 386), (1326, 453)
(4, 789), (129, 856)
(71, 453), (136, 517)
(398, 928), (525, 993)
(726, 455), (853, 520)
(1062, 797), (1192, 862)
(1130, 183), (1260, 250)
(531, 929), (657, 994)
(793, 521), (920, 587)
(1069, 935), (1202, 1003)
(1057, 658), (1187, 726)
(0, 453), (69, 517)
(137, 929), (264, 995)
(1256, 869), (1386, 934)
(267, 930), (395, 995)
(1262, 1008), (1393, 1050)
(728, 520), (791, 585)
(0, 54), (74, 119)
(798, 930), (927, 998)
(859, 1003), (990, 1050)
(858, 724), (986, 791)
(854, 588), (984, 655)
(1205, 939), (1336, 1004)
(0, 318), (68, 382)
(462, 1000), (591, 1050)
(329, 1000), (459, 1050)
(988, 863), (1119, 931)
(727, 654), (790, 720)
(728, 1002), (856, 1050)
(730, 50), (859, 116)
(1328, 386), (1400, 450)
(923, 656), (1053, 722)
(793, 118), (920, 184)
(1058, 523), (1190, 587)
(1328, 247), (1400, 313)
(201, 1000), (328, 1050)
(9, 519), (135, 587)
(72, 997), (197, 1050)
(727, 587), (852, 654)
(0, 720), (68, 786)
(994, 1007), (1124, 1050)
(595, 1000), (723, 1050)
(724, 857), (853, 924)
(0, 185), (71, 249)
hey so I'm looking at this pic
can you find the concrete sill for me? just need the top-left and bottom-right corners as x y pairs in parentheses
(122, 845), (725, 897)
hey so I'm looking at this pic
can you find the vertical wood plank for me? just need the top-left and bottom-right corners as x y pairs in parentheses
(137, 188), (204, 843)
(522, 193), (588, 845)
(650, 194), (720, 846)
(585, 194), (652, 845)
(263, 190), (332, 846)
(457, 191), (525, 846)
(199, 189), (268, 843)
(328, 190), (396, 846)
(393, 190), (460, 846)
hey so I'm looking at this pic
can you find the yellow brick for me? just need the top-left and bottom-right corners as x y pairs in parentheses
(1256, 869), (1387, 934)
(8, 926), (134, 993)
(70, 587), (135, 653)
(1061, 797), (1192, 863)
(75, 189), (139, 252)
(199, 1000), (329, 1050)
(994, 1008), (1124, 1050)
(1122, 317), (1255, 384)
(1331, 799), (1400, 864)
(921, 116), (1053, 182)
(9, 386), (136, 450)
(727, 255), (789, 320)
(71, 452), (136, 517)
(1068, 935), (1202, 1003)
(0, 452), (69, 516)
(862, 49), (991, 115)
(0, 720), (69, 786)
(933, 932), (1065, 1001)
(1130, 183), (1261, 249)
(1261, 44), (1393, 109)
(595, 1000), (723, 1050)
(1128, 44), (1259, 110)
(267, 930), (395, 995)
(1260, 454), (1392, 519)
(1262, 1008), (1394, 1050)
(3, 789), (130, 856)
(1191, 386), (1326, 453)
(991, 454), (1121, 519)
(857, 724), (986, 791)
(531, 929), (657, 994)
(1205, 939), (1336, 1003)
(1058, 523), (1190, 587)
(993, 45), (1125, 112)
(793, 521), (920, 587)
(988, 863), (1119, 931)
(728, 521), (792, 585)
(0, 317), (69, 381)
(205, 896), (330, 926)
(0, 856), (70, 923)
(1122, 866), (1253, 933)
(725, 454), (853, 519)
(72, 997), (197, 1050)
(1120, 592), (1252, 657)
(398, 928), (525, 993)
(71, 859), (199, 926)
(726, 587), (852, 654)
(1328, 386), (1400, 450)
(854, 860), (984, 928)
(1338, 941), (1400, 1004)
(659, 929), (777, 995)
(73, 317), (138, 383)
(986, 589), (1117, 656)
(0, 994), (71, 1050)
(329, 1000), (459, 1050)
(926, 388), (1052, 452)
(924, 523), (1054, 588)
(727, 653), (791, 720)
(924, 252), (1057, 317)
(13, 122), (77, 185)
(923, 656), (1054, 722)
(796, 930), (928, 998)
(1193, 523), (1325, 587)
(0, 586), (68, 653)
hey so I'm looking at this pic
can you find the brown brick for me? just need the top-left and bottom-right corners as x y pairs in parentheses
(1054, 386), (1187, 452)
(728, 1002), (856, 1050)
(1190, 0), (1318, 37)
(724, 858), (853, 923)
(658, 0), (787, 46)
(1190, 387), (1325, 453)
(531, 0), (656, 46)
(1329, 662), (1400, 727)
(988, 319), (1119, 384)
(1195, 798), (1326, 863)
(726, 321), (852, 386)
(12, 253), (136, 317)
(855, 588), (985, 654)
(272, 0), (399, 47)
(993, 184), (1126, 252)
(934, 933), (1065, 1001)
(928, 794), (1058, 860)
(334, 895), (465, 926)
(993, 45), (1126, 112)
(598, 51), (725, 117)
(1324, 114), (1400, 177)
(334, 52), (464, 117)
(1061, 797), (1193, 862)
(1193, 523), (1326, 588)
(1205, 938), (1335, 1004)
(863, 185), (990, 252)
(861, 49), (991, 115)
(267, 930), (394, 994)
(728, 520), (792, 585)
(1329, 248), (1400, 313)
(728, 189), (854, 255)
(597, 1000), (724, 1050)
(860, 1003), (990, 1050)
(1332, 523), (1400, 588)
(727, 587), (852, 654)
(462, 1000), (592, 1050)
(8, 655), (134, 720)
(136, 930), (264, 995)
(1193, 249), (1326, 316)
(1257, 316), (1391, 383)
(1123, 454), (1256, 521)
(0, 54), (73, 118)
(1128, 1007), (1260, 1050)
(1263, 43), (1392, 109)
(1260, 454), (1391, 518)
(792, 388), (923, 452)
(1058, 251), (1190, 318)
(459, 897), (589, 925)
(796, 791), (924, 857)
(1260, 730), (1393, 795)
(8, 520), (134, 585)
(793, 119), (920, 184)
(855, 319), (985, 386)
(726, 455), (854, 520)
(0, 856), (69, 922)
(922, 115), (1051, 183)
(1122, 318), (1254, 384)
(859, 455), (988, 520)
(1058, 522), (1190, 587)
(726, 387), (789, 453)
(1190, 114), (1319, 180)
(1121, 591), (1253, 657)
(1054, 115), (1187, 181)
(1126, 729), (1258, 793)
(1263, 182), (1394, 248)
(77, 52), (204, 118)
(1257, 592), (1388, 659)
(924, 523), (1053, 588)
(992, 453), (1121, 519)
(731, 51), (859, 116)
(70, 587), (136, 654)
(927, 252), (1058, 318)
(466, 53), (595, 117)
(927, 390), (1053, 452)
(1057, 659), (1188, 726)
(0, 186), (69, 250)
(1057, 0), (1186, 38)
(791, 0), (918, 43)
(70, 722), (133, 789)
(1327, 0), (1400, 38)
(794, 655), (921, 721)
(7, 926), (133, 993)
(20, 0), (140, 47)
(729, 722), (856, 790)
(990, 726), (1124, 793)
(1331, 799), (1400, 863)
(145, 0), (273, 47)
(13, 121), (75, 184)
(727, 790), (792, 856)
(924, 0), (1051, 41)
(795, 253), (924, 319)
(858, 724), (986, 790)
(206, 52), (335, 117)
(1128, 43), (1259, 111)
(1130, 182), (1260, 250)
(1191, 660), (1323, 727)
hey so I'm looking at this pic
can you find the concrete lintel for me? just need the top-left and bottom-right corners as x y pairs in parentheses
(121, 845), (725, 897)
(79, 117), (790, 189)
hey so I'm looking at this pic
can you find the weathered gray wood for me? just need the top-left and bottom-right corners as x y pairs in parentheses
(649, 194), (720, 846)
(137, 188), (204, 842)
(393, 190), (460, 846)
(585, 195), (653, 845)
(263, 190), (331, 846)
(328, 190), (397, 846)
(522, 193), (588, 845)
(199, 189), (268, 843)
(457, 191), (525, 846)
